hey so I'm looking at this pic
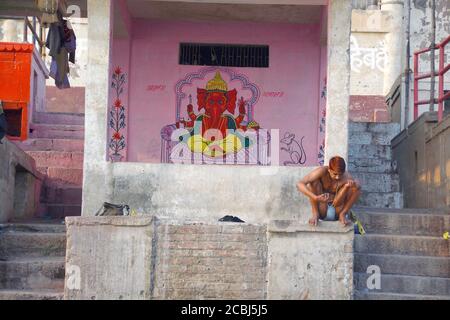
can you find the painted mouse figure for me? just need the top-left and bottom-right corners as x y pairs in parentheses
(281, 132), (306, 166)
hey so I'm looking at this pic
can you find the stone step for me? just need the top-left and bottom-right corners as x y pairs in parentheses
(0, 232), (66, 260)
(353, 208), (450, 236)
(15, 139), (84, 152)
(354, 253), (450, 278)
(354, 234), (450, 257)
(41, 185), (82, 205)
(348, 158), (396, 174)
(354, 290), (450, 300)
(34, 112), (84, 126)
(354, 273), (450, 296)
(0, 223), (66, 234)
(349, 122), (400, 135)
(29, 124), (84, 140)
(349, 132), (398, 146)
(356, 192), (403, 209)
(0, 257), (65, 291)
(348, 144), (392, 161)
(351, 172), (400, 193)
(44, 204), (82, 219)
(0, 289), (63, 300)
(39, 167), (83, 186)
(26, 151), (84, 169)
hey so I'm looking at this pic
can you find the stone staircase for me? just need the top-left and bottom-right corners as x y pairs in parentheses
(0, 222), (66, 300)
(348, 122), (403, 208)
(353, 207), (450, 300)
(15, 112), (84, 219)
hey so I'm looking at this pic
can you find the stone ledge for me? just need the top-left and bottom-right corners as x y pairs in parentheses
(268, 220), (354, 234)
(65, 216), (155, 227)
(65, 215), (267, 227)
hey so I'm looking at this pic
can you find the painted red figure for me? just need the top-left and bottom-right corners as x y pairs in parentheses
(181, 71), (248, 138)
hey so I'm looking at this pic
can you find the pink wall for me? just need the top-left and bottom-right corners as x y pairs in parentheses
(113, 19), (325, 166)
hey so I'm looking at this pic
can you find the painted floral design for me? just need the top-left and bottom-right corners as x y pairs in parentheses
(109, 66), (127, 161)
(318, 77), (327, 166)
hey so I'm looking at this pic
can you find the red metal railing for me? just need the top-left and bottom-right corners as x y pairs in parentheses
(414, 35), (450, 122)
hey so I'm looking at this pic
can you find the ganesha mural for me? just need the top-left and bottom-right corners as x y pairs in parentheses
(161, 68), (271, 165)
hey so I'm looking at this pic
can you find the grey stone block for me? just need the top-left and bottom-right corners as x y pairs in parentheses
(0, 290), (63, 300)
(348, 158), (395, 173)
(0, 232), (66, 260)
(354, 253), (450, 278)
(356, 192), (403, 208)
(354, 234), (450, 257)
(349, 144), (392, 160)
(354, 273), (450, 296)
(354, 210), (450, 236)
(349, 132), (372, 145)
(354, 291), (450, 300)
(367, 122), (400, 135)
(0, 258), (65, 291)
(351, 173), (400, 193)
(349, 122), (368, 132)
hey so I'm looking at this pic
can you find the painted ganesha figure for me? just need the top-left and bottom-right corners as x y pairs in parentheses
(177, 71), (261, 158)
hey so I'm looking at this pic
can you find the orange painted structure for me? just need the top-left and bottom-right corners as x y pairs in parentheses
(0, 42), (34, 141)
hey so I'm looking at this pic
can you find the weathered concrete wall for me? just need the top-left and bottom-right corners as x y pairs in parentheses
(64, 216), (154, 300)
(84, 163), (318, 224)
(267, 220), (354, 300)
(0, 139), (43, 223)
(64, 216), (354, 300)
(392, 112), (450, 208)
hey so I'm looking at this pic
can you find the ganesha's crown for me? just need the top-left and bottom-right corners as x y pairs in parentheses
(206, 71), (228, 92)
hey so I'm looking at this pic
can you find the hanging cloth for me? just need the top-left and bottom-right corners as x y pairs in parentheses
(36, 0), (59, 27)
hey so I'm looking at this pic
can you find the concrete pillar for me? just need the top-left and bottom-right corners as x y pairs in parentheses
(82, 0), (114, 216)
(381, 0), (404, 96)
(325, 0), (352, 164)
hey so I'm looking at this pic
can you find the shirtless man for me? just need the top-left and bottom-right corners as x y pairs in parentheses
(297, 156), (361, 226)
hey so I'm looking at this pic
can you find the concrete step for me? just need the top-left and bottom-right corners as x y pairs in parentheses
(41, 185), (82, 206)
(34, 112), (84, 126)
(353, 208), (450, 236)
(45, 204), (81, 219)
(15, 139), (84, 152)
(348, 158), (396, 174)
(26, 151), (84, 169)
(0, 232), (66, 260)
(351, 172), (400, 193)
(0, 257), (65, 291)
(354, 290), (450, 300)
(348, 144), (392, 161)
(0, 289), (63, 300)
(29, 124), (84, 140)
(357, 192), (403, 209)
(0, 223), (66, 234)
(39, 167), (83, 186)
(354, 253), (450, 278)
(354, 234), (450, 257)
(354, 273), (450, 296)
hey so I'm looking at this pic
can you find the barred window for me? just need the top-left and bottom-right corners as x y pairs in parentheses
(179, 43), (269, 68)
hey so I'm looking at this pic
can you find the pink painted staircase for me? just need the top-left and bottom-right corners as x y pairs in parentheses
(15, 112), (85, 219)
